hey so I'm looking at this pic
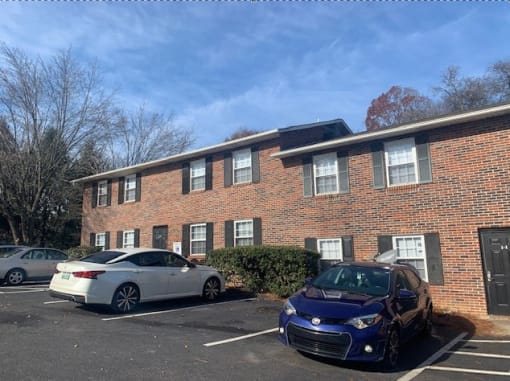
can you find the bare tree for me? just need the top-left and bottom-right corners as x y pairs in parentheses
(224, 127), (260, 142)
(0, 44), (115, 245)
(489, 60), (510, 102)
(105, 105), (194, 168)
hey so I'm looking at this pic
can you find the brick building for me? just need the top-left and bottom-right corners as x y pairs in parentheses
(75, 102), (510, 318)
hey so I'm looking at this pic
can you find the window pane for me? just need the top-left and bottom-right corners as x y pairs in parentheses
(191, 224), (206, 255)
(125, 176), (136, 201)
(191, 160), (206, 190)
(235, 220), (253, 246)
(124, 231), (135, 248)
(234, 167), (252, 183)
(95, 233), (106, 249)
(394, 236), (426, 280)
(314, 154), (338, 194)
(233, 149), (252, 184)
(386, 139), (416, 185)
(316, 175), (337, 194)
(98, 182), (108, 206)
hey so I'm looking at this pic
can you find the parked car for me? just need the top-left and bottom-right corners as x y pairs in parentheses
(278, 261), (433, 370)
(0, 247), (68, 285)
(49, 248), (226, 313)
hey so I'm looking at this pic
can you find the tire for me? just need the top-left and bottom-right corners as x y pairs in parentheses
(111, 283), (140, 314)
(202, 277), (221, 301)
(381, 327), (400, 371)
(5, 268), (26, 286)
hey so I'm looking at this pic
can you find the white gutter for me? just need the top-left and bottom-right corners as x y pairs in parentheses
(271, 103), (510, 159)
(73, 129), (280, 184)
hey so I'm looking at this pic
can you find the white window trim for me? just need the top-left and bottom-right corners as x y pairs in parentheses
(384, 138), (418, 187)
(124, 174), (137, 202)
(392, 235), (428, 281)
(97, 180), (108, 207)
(123, 230), (135, 248)
(190, 223), (207, 255)
(317, 238), (343, 261)
(234, 219), (254, 247)
(233, 148), (252, 185)
(95, 232), (106, 250)
(190, 159), (206, 191)
(313, 153), (339, 195)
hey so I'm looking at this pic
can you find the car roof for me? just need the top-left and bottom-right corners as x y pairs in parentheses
(333, 261), (416, 272)
(105, 247), (170, 255)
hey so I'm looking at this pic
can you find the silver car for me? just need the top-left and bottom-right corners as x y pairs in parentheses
(0, 247), (68, 285)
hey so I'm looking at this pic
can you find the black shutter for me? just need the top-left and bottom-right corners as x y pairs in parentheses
(416, 135), (432, 184)
(253, 218), (262, 245)
(118, 177), (125, 204)
(302, 158), (314, 198)
(251, 148), (260, 184)
(304, 238), (317, 251)
(116, 231), (123, 248)
(342, 236), (354, 262)
(182, 163), (190, 194)
(91, 183), (98, 208)
(206, 222), (214, 253)
(182, 224), (190, 257)
(377, 235), (393, 254)
(89, 233), (96, 247)
(224, 153), (232, 187)
(106, 180), (112, 206)
(425, 233), (444, 285)
(134, 229), (140, 248)
(371, 143), (386, 189)
(337, 152), (349, 194)
(135, 173), (142, 202)
(205, 157), (213, 190)
(105, 232), (110, 250)
(225, 220), (234, 247)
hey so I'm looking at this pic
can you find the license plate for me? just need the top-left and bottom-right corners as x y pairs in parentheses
(61, 272), (70, 280)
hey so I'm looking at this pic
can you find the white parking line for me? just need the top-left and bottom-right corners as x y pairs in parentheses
(102, 298), (257, 321)
(397, 332), (468, 381)
(44, 300), (69, 304)
(427, 366), (510, 377)
(203, 327), (278, 347)
(0, 287), (48, 294)
(447, 350), (510, 359)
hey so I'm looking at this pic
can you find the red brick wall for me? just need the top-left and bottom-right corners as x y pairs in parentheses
(81, 114), (510, 317)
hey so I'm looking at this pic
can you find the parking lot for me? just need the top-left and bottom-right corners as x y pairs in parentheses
(1, 284), (509, 381)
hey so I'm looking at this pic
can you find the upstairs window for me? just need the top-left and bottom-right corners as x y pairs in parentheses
(125, 175), (137, 202)
(385, 138), (416, 186)
(97, 180), (108, 207)
(314, 153), (338, 195)
(233, 149), (252, 184)
(303, 152), (349, 197)
(191, 159), (206, 191)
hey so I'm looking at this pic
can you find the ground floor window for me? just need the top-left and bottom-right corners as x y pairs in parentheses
(393, 235), (428, 280)
(235, 220), (253, 246)
(123, 230), (135, 248)
(318, 238), (343, 261)
(190, 224), (207, 255)
(95, 233), (106, 250)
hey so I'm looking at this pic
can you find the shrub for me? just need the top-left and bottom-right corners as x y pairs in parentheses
(206, 245), (320, 297)
(66, 245), (101, 260)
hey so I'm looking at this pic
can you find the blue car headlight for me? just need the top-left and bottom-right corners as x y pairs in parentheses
(345, 313), (382, 329)
(283, 300), (296, 316)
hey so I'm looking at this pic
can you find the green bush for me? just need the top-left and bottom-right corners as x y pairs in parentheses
(65, 245), (101, 260)
(206, 246), (320, 297)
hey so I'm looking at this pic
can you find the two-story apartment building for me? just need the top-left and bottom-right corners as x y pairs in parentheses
(75, 102), (510, 318)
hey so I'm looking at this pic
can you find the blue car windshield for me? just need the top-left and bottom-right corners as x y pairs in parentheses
(312, 266), (391, 297)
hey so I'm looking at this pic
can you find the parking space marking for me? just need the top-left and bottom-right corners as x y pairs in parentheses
(426, 366), (510, 377)
(397, 332), (467, 381)
(44, 300), (69, 304)
(102, 297), (257, 321)
(447, 350), (510, 359)
(203, 327), (278, 347)
(0, 287), (48, 294)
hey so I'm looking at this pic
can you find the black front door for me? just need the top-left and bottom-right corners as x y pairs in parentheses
(152, 226), (168, 249)
(480, 229), (510, 316)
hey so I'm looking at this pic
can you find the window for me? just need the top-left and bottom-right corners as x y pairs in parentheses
(393, 235), (428, 280)
(235, 220), (253, 246)
(190, 159), (206, 191)
(95, 233), (106, 250)
(124, 175), (137, 202)
(97, 180), (108, 206)
(190, 224), (207, 255)
(318, 238), (343, 260)
(123, 230), (135, 248)
(233, 149), (252, 184)
(385, 138), (417, 186)
(314, 153), (338, 195)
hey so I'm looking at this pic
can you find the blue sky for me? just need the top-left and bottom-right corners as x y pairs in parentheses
(0, 3), (508, 149)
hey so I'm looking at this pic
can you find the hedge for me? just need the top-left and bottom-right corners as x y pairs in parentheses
(206, 245), (320, 297)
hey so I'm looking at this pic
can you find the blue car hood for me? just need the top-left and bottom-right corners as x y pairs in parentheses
(290, 286), (386, 319)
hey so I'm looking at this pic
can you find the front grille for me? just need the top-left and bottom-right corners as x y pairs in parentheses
(296, 311), (348, 325)
(287, 323), (351, 359)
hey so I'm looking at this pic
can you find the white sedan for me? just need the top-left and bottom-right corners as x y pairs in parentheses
(49, 248), (225, 313)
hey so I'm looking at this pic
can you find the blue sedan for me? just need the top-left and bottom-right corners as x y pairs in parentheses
(278, 261), (433, 370)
